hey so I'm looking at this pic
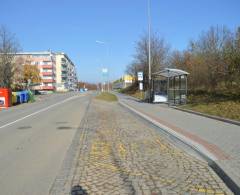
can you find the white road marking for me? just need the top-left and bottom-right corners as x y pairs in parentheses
(0, 95), (83, 129)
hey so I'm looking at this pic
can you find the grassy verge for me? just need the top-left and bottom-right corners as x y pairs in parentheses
(181, 101), (240, 121)
(181, 91), (240, 121)
(95, 92), (118, 102)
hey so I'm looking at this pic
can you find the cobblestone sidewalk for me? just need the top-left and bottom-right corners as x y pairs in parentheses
(50, 100), (232, 195)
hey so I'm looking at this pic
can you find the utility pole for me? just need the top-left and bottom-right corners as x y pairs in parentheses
(96, 40), (110, 92)
(148, 0), (152, 102)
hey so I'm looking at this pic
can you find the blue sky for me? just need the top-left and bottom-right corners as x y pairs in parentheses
(1, 0), (240, 83)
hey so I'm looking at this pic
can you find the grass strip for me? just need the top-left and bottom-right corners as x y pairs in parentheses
(181, 101), (240, 121)
(95, 92), (118, 102)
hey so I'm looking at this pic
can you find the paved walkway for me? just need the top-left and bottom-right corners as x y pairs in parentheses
(116, 93), (240, 192)
(50, 99), (232, 194)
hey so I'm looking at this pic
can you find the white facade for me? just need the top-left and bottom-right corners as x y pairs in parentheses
(55, 53), (78, 91)
(14, 51), (78, 92)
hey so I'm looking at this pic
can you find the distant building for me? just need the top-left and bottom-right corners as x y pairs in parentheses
(55, 52), (77, 91)
(113, 75), (134, 90)
(14, 51), (78, 92)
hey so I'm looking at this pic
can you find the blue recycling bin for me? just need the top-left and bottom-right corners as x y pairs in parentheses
(16, 92), (23, 104)
(22, 90), (29, 103)
(20, 92), (25, 103)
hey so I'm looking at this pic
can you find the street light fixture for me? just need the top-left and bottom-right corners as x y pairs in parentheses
(96, 40), (105, 44)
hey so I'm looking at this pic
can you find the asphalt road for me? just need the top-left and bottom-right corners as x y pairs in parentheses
(0, 92), (90, 195)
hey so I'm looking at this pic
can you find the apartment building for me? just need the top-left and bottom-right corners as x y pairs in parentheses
(55, 52), (78, 91)
(14, 51), (77, 92)
(14, 51), (56, 91)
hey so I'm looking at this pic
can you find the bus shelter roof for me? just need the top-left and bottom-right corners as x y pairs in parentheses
(152, 68), (189, 78)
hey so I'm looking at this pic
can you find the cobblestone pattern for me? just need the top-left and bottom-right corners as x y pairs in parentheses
(119, 94), (240, 185)
(52, 100), (233, 195)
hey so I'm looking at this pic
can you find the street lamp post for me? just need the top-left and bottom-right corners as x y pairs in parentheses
(96, 40), (110, 92)
(147, 0), (152, 102)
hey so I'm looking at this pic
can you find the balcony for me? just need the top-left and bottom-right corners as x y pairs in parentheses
(61, 73), (67, 77)
(61, 63), (67, 67)
(42, 72), (52, 76)
(41, 65), (53, 69)
(61, 67), (68, 71)
(42, 79), (55, 83)
(41, 86), (55, 90)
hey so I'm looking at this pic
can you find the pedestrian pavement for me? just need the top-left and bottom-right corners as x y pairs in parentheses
(116, 93), (240, 193)
(51, 98), (232, 194)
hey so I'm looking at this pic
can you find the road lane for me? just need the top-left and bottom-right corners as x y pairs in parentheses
(0, 92), (81, 127)
(0, 92), (91, 195)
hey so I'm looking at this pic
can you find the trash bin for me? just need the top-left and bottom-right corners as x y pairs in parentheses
(12, 92), (18, 105)
(0, 88), (12, 108)
(16, 91), (23, 104)
(22, 90), (28, 103)
(20, 92), (25, 103)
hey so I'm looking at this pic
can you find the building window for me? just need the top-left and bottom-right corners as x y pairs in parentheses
(42, 69), (52, 72)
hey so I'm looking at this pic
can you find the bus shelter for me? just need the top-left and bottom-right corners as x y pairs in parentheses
(152, 68), (189, 105)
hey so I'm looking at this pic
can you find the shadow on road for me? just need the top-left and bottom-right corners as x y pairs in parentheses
(71, 185), (88, 195)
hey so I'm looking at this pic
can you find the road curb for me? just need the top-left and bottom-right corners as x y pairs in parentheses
(172, 106), (240, 126)
(119, 100), (240, 194)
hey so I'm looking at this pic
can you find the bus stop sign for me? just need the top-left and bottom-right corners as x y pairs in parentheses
(137, 72), (143, 81)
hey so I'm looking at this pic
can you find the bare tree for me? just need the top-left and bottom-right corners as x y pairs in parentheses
(133, 33), (170, 87)
(126, 26), (240, 93)
(175, 26), (235, 91)
(125, 61), (143, 78)
(170, 50), (185, 69)
(191, 26), (233, 90)
(0, 26), (20, 88)
(224, 26), (240, 88)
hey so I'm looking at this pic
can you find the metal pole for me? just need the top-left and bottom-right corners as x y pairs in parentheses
(108, 73), (110, 92)
(148, 0), (151, 102)
(173, 77), (175, 105)
(107, 44), (110, 92)
(167, 69), (170, 106)
(185, 75), (188, 104)
(179, 75), (181, 104)
(96, 41), (110, 92)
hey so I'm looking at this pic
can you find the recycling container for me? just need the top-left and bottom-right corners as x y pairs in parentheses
(12, 92), (18, 105)
(0, 88), (12, 108)
(16, 91), (23, 104)
(20, 92), (25, 103)
(22, 91), (28, 103)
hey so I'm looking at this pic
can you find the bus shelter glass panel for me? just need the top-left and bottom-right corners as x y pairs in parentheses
(168, 75), (187, 105)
